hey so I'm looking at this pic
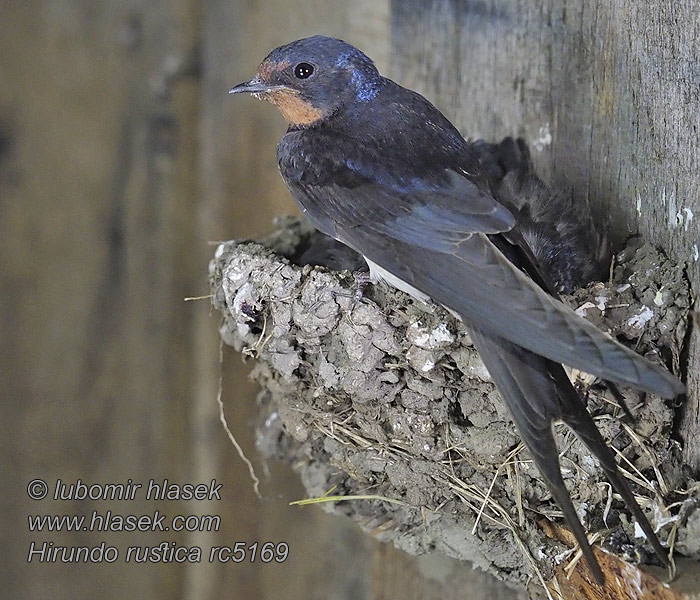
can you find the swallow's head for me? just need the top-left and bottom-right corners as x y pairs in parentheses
(229, 36), (382, 127)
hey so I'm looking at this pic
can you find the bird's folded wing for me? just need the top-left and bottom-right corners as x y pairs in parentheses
(296, 173), (684, 398)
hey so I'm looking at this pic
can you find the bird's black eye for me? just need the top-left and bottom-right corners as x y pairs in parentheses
(294, 62), (314, 79)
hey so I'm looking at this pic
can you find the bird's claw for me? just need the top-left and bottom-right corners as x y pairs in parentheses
(332, 269), (373, 309)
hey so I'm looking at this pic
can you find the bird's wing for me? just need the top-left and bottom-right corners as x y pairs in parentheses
(468, 328), (603, 582)
(293, 168), (517, 241)
(292, 171), (683, 398)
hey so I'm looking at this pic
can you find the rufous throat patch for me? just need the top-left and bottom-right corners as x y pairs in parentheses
(266, 90), (324, 126)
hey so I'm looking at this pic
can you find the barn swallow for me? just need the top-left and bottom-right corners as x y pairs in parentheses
(230, 35), (684, 582)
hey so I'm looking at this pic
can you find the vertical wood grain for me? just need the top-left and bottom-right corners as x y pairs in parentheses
(1, 2), (389, 599)
(1, 0), (202, 598)
(391, 0), (699, 467)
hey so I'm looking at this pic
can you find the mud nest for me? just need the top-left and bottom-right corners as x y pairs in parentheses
(209, 215), (698, 588)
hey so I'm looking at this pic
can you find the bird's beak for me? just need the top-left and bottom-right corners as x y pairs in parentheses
(228, 76), (297, 95)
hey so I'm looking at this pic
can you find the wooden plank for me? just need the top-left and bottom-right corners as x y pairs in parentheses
(390, 0), (699, 595)
(0, 0), (202, 598)
(390, 0), (699, 483)
(540, 521), (695, 600)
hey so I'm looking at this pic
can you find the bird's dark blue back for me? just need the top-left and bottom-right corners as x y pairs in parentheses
(278, 78), (487, 190)
(277, 77), (498, 243)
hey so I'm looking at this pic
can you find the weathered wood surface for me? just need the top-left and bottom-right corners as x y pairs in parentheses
(0, 2), (387, 599)
(390, 0), (700, 596)
(540, 521), (700, 600)
(1, 1), (202, 598)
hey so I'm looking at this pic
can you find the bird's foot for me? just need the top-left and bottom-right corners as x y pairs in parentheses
(333, 269), (373, 309)
(351, 270), (373, 302)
